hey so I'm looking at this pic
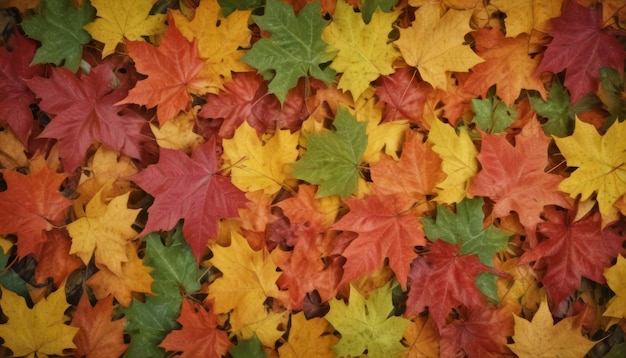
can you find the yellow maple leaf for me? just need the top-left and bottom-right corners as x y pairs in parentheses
(427, 118), (478, 204)
(74, 145), (138, 217)
(171, 0), (252, 92)
(508, 296), (597, 357)
(150, 108), (205, 154)
(207, 231), (287, 344)
(554, 118), (626, 227)
(67, 189), (140, 277)
(84, 0), (167, 58)
(323, 0), (399, 101)
(0, 126), (28, 170)
(278, 312), (338, 358)
(491, 0), (562, 37)
(222, 122), (299, 195)
(496, 255), (545, 317)
(0, 285), (79, 357)
(86, 243), (154, 307)
(603, 254), (626, 319)
(395, 2), (484, 90)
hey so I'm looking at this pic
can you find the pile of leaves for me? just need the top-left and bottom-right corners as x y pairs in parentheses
(1, 0), (626, 356)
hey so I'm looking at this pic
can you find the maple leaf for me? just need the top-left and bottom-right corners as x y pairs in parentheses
(598, 67), (626, 129)
(160, 299), (232, 358)
(325, 283), (411, 357)
(116, 14), (210, 124)
(85, 0), (167, 58)
(529, 78), (576, 137)
(491, 0), (562, 36)
(86, 244), (154, 307)
(322, 0), (399, 100)
(34, 229), (84, 287)
(242, 0), (336, 103)
(519, 207), (624, 307)
(229, 334), (266, 358)
(461, 28), (546, 105)
(508, 296), (597, 357)
(207, 231), (286, 337)
(171, 0), (251, 92)
(131, 138), (248, 263)
(0, 31), (45, 144)
(469, 119), (570, 244)
(427, 118), (478, 204)
(222, 122), (299, 195)
(422, 197), (511, 301)
(151, 109), (205, 153)
(72, 294), (128, 358)
(471, 90), (517, 133)
(554, 117), (626, 226)
(333, 190), (426, 289)
(21, 0), (94, 72)
(402, 315), (440, 358)
(0, 155), (72, 258)
(0, 285), (79, 357)
(67, 190), (140, 277)
(405, 240), (497, 329)
(374, 67), (433, 124)
(370, 130), (443, 203)
(143, 228), (203, 297)
(439, 305), (514, 357)
(292, 107), (368, 198)
(26, 63), (151, 173)
(395, 2), (483, 90)
(604, 254), (626, 319)
(0, 247), (29, 300)
(275, 184), (340, 232)
(0, 127), (29, 170)
(535, 1), (626, 104)
(277, 312), (338, 358)
(122, 295), (182, 358)
(495, 254), (545, 317)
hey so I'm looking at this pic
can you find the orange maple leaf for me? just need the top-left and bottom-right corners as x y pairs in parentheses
(72, 294), (128, 358)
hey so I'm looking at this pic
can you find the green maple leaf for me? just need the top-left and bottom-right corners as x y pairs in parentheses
(325, 283), (411, 357)
(143, 226), (204, 297)
(21, 0), (94, 72)
(421, 197), (511, 302)
(0, 250), (29, 300)
(599, 67), (626, 130)
(242, 0), (336, 102)
(471, 91), (517, 133)
(292, 107), (367, 198)
(229, 334), (267, 358)
(360, 0), (396, 24)
(529, 80), (575, 137)
(122, 295), (181, 358)
(218, 0), (263, 16)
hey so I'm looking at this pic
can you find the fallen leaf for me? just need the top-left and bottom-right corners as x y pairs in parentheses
(242, 0), (336, 102)
(72, 294), (128, 358)
(160, 299), (232, 358)
(131, 138), (248, 263)
(508, 296), (597, 357)
(490, 0), (562, 36)
(395, 2), (483, 90)
(67, 189), (140, 277)
(85, 0), (167, 58)
(603, 254), (626, 319)
(402, 314), (439, 358)
(323, 0), (399, 100)
(374, 67), (433, 125)
(0, 285), (79, 357)
(554, 117), (626, 226)
(277, 312), (338, 358)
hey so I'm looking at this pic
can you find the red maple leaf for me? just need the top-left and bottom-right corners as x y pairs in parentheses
(405, 240), (497, 330)
(199, 72), (310, 138)
(374, 67), (432, 125)
(160, 299), (232, 358)
(131, 138), (248, 262)
(468, 119), (570, 246)
(333, 190), (426, 290)
(0, 30), (45, 144)
(26, 63), (151, 173)
(117, 14), (208, 124)
(0, 155), (72, 258)
(34, 229), (83, 286)
(519, 207), (625, 307)
(440, 305), (514, 357)
(535, 1), (626, 104)
(72, 294), (129, 358)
